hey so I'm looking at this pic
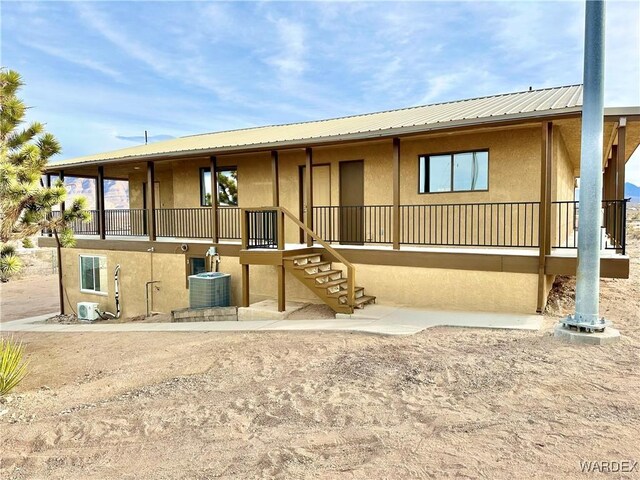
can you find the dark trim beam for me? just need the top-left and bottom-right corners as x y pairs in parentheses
(97, 166), (106, 240)
(392, 137), (400, 250)
(146, 161), (156, 241)
(210, 156), (219, 243)
(271, 150), (279, 207)
(59, 170), (65, 212)
(305, 147), (313, 247)
(616, 117), (626, 200)
(537, 121), (553, 313)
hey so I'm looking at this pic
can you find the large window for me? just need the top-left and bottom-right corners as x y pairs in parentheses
(79, 255), (107, 295)
(200, 167), (238, 206)
(419, 150), (488, 193)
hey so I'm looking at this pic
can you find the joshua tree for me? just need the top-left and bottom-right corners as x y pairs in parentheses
(0, 69), (89, 293)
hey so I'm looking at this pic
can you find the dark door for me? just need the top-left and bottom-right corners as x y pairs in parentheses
(339, 160), (364, 245)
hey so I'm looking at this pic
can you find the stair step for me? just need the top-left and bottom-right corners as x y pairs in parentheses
(306, 269), (342, 281)
(285, 253), (323, 266)
(353, 295), (376, 308)
(315, 278), (347, 289)
(328, 287), (364, 299)
(295, 261), (331, 271)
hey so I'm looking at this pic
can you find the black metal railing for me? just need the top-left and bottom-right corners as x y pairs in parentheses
(218, 207), (241, 239)
(400, 201), (541, 247)
(105, 209), (147, 236)
(313, 205), (393, 244)
(552, 199), (628, 254)
(42, 210), (100, 236)
(245, 209), (278, 249)
(156, 208), (210, 238)
(42, 207), (242, 239)
(154, 207), (241, 239)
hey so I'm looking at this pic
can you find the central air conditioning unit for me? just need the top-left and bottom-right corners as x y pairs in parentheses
(189, 272), (231, 308)
(77, 302), (100, 321)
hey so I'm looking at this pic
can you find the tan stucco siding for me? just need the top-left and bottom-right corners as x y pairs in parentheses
(399, 127), (542, 204)
(61, 248), (320, 318)
(61, 248), (539, 317)
(355, 264), (539, 314)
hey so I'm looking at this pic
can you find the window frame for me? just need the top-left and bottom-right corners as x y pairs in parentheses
(79, 254), (108, 296)
(199, 166), (238, 207)
(185, 254), (208, 288)
(418, 149), (490, 194)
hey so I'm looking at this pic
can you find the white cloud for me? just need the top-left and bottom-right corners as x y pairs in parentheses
(19, 41), (123, 82)
(264, 17), (307, 78)
(72, 3), (240, 102)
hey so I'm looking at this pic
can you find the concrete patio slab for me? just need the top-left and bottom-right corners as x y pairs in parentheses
(1, 307), (542, 336)
(238, 300), (307, 321)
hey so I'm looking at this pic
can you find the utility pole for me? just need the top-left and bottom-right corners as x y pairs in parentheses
(561, 0), (608, 334)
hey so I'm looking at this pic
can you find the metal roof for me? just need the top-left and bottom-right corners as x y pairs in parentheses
(52, 85), (586, 167)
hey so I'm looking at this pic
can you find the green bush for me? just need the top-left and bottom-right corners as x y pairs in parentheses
(0, 337), (29, 396)
(0, 244), (22, 282)
(22, 237), (34, 249)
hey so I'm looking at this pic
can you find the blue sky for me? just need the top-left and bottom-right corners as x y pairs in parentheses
(2, 1), (640, 183)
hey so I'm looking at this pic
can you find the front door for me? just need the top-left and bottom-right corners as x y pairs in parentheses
(299, 164), (331, 242)
(339, 160), (364, 245)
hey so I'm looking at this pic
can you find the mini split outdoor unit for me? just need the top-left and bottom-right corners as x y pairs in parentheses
(77, 302), (100, 321)
(189, 272), (231, 308)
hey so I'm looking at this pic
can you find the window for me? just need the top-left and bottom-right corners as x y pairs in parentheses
(185, 256), (207, 288)
(200, 167), (238, 206)
(79, 255), (107, 295)
(418, 150), (488, 193)
(190, 257), (206, 276)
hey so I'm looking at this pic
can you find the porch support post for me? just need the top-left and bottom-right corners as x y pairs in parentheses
(271, 150), (279, 206)
(241, 264), (250, 307)
(46, 174), (52, 237)
(97, 166), (106, 240)
(277, 265), (285, 312)
(305, 147), (313, 247)
(392, 137), (400, 250)
(615, 119), (626, 252)
(210, 155), (219, 243)
(536, 121), (553, 313)
(59, 170), (65, 212)
(616, 118), (626, 200)
(146, 161), (156, 241)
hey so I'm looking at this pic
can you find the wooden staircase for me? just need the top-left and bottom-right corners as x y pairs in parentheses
(284, 252), (375, 314)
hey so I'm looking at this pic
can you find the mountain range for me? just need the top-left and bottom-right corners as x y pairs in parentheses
(626, 182), (640, 202)
(63, 177), (129, 210)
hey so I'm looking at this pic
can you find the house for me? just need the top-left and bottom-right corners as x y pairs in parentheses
(40, 85), (640, 318)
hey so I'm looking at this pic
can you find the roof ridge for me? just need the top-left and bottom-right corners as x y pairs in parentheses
(182, 84), (583, 139)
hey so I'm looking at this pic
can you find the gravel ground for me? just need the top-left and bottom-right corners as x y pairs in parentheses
(1, 237), (639, 479)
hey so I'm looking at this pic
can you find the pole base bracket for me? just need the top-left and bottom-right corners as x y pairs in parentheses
(561, 314), (610, 333)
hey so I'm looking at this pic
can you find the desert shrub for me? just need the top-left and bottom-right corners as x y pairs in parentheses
(0, 244), (22, 282)
(22, 237), (34, 249)
(0, 337), (29, 396)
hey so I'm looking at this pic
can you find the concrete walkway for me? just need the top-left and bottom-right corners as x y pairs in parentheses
(1, 306), (542, 336)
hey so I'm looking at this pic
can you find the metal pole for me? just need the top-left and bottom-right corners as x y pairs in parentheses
(563, 0), (607, 332)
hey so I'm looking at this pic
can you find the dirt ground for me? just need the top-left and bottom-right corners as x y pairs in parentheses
(0, 274), (59, 323)
(1, 239), (639, 479)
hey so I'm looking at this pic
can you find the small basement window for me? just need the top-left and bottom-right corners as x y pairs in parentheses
(185, 256), (207, 288)
(190, 257), (207, 276)
(419, 150), (489, 193)
(79, 255), (107, 295)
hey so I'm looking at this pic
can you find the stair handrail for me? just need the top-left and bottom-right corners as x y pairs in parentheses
(242, 206), (356, 308)
(280, 206), (356, 309)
